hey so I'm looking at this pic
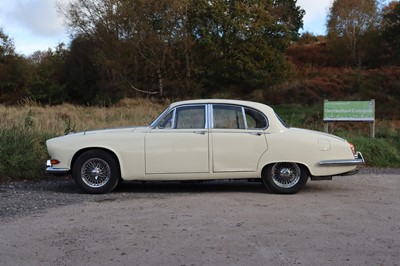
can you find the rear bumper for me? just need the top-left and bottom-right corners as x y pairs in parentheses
(318, 152), (365, 166)
(45, 160), (70, 175)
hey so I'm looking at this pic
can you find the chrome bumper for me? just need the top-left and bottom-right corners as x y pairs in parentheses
(318, 152), (365, 166)
(46, 160), (70, 175)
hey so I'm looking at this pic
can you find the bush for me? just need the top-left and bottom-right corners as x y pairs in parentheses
(348, 136), (400, 167)
(0, 125), (55, 181)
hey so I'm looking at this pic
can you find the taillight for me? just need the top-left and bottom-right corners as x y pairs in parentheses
(349, 143), (357, 156)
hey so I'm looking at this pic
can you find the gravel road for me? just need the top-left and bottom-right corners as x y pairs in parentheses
(1, 168), (400, 265)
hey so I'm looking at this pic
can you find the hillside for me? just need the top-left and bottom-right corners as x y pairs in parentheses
(264, 42), (400, 119)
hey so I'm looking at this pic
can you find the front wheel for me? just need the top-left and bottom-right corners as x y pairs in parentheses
(262, 163), (308, 194)
(73, 149), (120, 194)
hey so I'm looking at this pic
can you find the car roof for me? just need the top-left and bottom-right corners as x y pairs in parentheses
(169, 99), (273, 111)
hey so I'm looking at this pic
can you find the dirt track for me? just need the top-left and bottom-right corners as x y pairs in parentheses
(1, 170), (400, 265)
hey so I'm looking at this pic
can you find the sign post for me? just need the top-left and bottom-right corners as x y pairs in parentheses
(323, 100), (375, 138)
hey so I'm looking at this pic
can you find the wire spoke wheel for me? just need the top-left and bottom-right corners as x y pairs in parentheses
(73, 150), (120, 194)
(81, 158), (111, 188)
(262, 162), (308, 194)
(271, 162), (301, 188)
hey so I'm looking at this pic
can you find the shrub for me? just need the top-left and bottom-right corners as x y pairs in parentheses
(0, 126), (55, 181)
(349, 136), (400, 167)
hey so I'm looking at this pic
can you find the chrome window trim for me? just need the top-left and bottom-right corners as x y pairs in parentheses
(155, 103), (268, 130)
(154, 108), (175, 129)
(171, 108), (177, 129)
(242, 106), (248, 129)
(207, 104), (214, 129)
(150, 107), (170, 128)
(243, 107), (269, 130)
(210, 104), (268, 130)
(168, 104), (207, 129)
(211, 104), (244, 129)
(210, 104), (214, 129)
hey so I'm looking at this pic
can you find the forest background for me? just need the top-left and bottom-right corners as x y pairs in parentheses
(1, 0), (400, 180)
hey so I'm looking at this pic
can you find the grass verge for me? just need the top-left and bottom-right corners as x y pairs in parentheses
(349, 136), (400, 167)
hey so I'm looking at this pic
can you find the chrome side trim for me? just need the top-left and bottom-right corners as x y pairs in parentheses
(46, 160), (70, 175)
(318, 152), (365, 166)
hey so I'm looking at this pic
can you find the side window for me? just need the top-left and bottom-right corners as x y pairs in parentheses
(213, 105), (245, 129)
(244, 108), (267, 129)
(175, 106), (205, 129)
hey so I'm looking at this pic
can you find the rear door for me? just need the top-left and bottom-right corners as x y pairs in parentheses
(211, 104), (268, 172)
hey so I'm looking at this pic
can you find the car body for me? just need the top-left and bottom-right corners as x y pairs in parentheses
(46, 99), (364, 194)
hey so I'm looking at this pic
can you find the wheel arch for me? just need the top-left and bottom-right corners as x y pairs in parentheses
(261, 161), (311, 177)
(71, 147), (121, 177)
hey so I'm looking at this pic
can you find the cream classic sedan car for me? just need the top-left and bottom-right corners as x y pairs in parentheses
(46, 99), (364, 194)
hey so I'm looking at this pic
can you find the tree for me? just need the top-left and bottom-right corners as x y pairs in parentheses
(62, 36), (100, 105)
(59, 0), (304, 100)
(327, 0), (380, 66)
(28, 44), (68, 104)
(0, 27), (30, 103)
(0, 28), (15, 56)
(60, 0), (194, 99)
(59, 0), (136, 103)
(132, 0), (194, 97)
(190, 0), (304, 93)
(382, 1), (400, 62)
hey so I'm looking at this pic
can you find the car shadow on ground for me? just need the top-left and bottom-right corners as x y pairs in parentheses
(44, 177), (337, 195)
(44, 177), (269, 194)
(115, 180), (268, 194)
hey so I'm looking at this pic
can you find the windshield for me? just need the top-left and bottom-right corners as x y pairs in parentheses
(275, 112), (289, 128)
(149, 107), (170, 127)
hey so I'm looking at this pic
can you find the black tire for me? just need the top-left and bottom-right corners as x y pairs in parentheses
(72, 149), (120, 194)
(261, 162), (308, 194)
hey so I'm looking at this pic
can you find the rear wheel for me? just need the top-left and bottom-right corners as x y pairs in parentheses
(73, 150), (120, 194)
(262, 162), (308, 194)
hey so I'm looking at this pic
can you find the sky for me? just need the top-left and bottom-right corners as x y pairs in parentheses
(0, 0), (385, 56)
(297, 0), (334, 35)
(0, 0), (70, 55)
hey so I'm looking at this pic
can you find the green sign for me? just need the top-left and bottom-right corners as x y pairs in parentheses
(323, 100), (375, 121)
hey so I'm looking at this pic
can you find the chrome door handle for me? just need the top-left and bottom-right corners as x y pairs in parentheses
(193, 131), (206, 135)
(249, 132), (262, 136)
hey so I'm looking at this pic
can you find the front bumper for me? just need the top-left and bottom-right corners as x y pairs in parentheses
(46, 160), (70, 175)
(318, 152), (365, 166)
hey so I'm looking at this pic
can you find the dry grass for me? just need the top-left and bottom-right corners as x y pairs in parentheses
(0, 98), (167, 135)
(2, 97), (400, 136)
(0, 98), (168, 181)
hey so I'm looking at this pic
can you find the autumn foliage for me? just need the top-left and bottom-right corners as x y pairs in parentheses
(0, 0), (399, 119)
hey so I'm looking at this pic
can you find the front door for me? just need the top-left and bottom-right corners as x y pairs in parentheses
(145, 105), (209, 174)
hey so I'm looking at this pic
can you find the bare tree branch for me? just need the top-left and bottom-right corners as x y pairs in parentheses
(122, 76), (159, 95)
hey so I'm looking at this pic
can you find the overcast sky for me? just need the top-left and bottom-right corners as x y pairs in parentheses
(0, 0), (386, 56)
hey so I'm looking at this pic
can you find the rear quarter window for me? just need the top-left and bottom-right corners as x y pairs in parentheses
(244, 108), (268, 129)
